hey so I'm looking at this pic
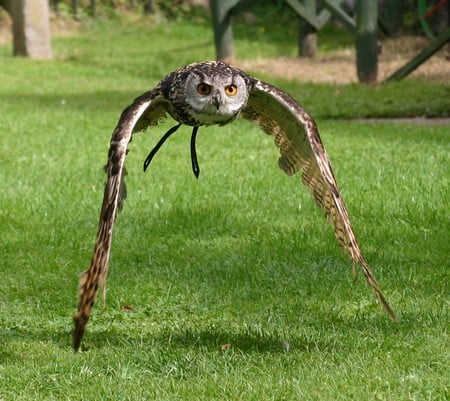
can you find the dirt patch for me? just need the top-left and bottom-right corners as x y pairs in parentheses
(239, 36), (450, 84)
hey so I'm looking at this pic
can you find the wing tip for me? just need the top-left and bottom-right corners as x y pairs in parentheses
(375, 290), (397, 321)
(73, 314), (88, 352)
(356, 260), (396, 321)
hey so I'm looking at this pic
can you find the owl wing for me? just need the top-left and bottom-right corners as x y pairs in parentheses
(242, 79), (395, 320)
(73, 88), (170, 351)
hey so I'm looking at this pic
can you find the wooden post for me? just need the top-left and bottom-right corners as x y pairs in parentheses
(51, 0), (60, 13)
(9, 0), (53, 59)
(90, 0), (96, 17)
(72, 0), (78, 17)
(299, 18), (317, 57)
(297, 0), (317, 57)
(143, 1), (155, 14)
(355, 0), (378, 84)
(210, 0), (239, 64)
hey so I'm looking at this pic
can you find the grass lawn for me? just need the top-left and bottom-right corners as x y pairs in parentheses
(0, 14), (449, 401)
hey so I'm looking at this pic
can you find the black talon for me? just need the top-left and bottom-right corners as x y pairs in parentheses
(190, 126), (200, 179)
(143, 123), (181, 172)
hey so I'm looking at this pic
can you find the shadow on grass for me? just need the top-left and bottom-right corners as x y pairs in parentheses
(0, 324), (325, 356)
(68, 309), (405, 354)
(72, 325), (337, 355)
(1, 300), (445, 361)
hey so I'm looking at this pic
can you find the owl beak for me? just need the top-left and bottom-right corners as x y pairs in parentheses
(212, 93), (222, 110)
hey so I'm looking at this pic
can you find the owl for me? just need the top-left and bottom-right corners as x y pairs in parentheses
(73, 61), (395, 351)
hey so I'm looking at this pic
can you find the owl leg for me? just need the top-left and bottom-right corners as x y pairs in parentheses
(143, 123), (182, 171)
(190, 126), (200, 179)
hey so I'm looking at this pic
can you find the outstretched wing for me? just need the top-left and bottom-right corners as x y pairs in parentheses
(242, 79), (395, 319)
(73, 88), (169, 351)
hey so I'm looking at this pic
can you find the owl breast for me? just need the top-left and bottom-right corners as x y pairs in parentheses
(184, 101), (242, 126)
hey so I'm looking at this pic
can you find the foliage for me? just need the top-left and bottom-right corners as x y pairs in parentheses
(155, 0), (209, 20)
(0, 16), (449, 401)
(50, 0), (210, 19)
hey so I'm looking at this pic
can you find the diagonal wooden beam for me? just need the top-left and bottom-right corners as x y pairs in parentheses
(284, 0), (331, 30)
(322, 0), (356, 33)
(385, 27), (450, 82)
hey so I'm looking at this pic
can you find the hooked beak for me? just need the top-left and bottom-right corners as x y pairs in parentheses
(212, 93), (222, 110)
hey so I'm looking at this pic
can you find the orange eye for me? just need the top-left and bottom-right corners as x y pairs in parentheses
(225, 84), (238, 96)
(197, 83), (211, 95)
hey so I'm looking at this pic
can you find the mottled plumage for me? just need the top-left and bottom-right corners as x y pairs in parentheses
(73, 61), (395, 351)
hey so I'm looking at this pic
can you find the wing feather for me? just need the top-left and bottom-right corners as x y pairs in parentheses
(242, 80), (395, 319)
(73, 89), (169, 351)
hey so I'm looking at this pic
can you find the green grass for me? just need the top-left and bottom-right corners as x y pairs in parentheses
(0, 16), (449, 401)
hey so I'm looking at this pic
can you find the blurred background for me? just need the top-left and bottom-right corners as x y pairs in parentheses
(1, 0), (449, 83)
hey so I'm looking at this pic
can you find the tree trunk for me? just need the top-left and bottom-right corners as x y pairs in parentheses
(8, 0), (53, 59)
(143, 0), (155, 14)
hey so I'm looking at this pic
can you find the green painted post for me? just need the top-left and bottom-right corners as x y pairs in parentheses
(210, 0), (239, 64)
(355, 0), (378, 84)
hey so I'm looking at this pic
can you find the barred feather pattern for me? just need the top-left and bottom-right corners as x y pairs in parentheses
(243, 80), (395, 320)
(73, 89), (168, 351)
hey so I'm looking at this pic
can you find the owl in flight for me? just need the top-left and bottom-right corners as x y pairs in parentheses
(73, 61), (395, 351)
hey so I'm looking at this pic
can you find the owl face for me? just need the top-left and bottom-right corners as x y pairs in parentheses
(183, 68), (250, 126)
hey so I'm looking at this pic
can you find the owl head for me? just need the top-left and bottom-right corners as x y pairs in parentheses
(181, 61), (251, 126)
